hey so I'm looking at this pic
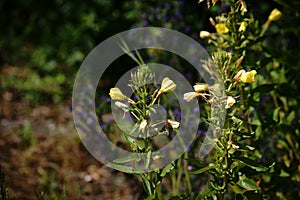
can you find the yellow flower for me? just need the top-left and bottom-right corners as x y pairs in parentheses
(240, 70), (257, 83)
(183, 92), (198, 102)
(199, 31), (211, 39)
(167, 119), (180, 129)
(109, 88), (127, 101)
(159, 77), (176, 93)
(225, 96), (236, 109)
(215, 23), (229, 34)
(240, 0), (247, 13)
(268, 8), (282, 22)
(238, 22), (248, 32)
(193, 84), (208, 92)
(233, 69), (246, 82)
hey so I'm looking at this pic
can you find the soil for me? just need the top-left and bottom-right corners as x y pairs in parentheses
(0, 89), (143, 199)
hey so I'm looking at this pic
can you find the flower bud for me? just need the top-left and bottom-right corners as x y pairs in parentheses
(268, 8), (282, 22)
(225, 96), (236, 109)
(109, 88), (127, 101)
(199, 31), (211, 39)
(159, 77), (176, 93)
(193, 84), (208, 92)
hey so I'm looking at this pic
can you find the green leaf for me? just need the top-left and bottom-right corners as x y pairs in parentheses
(106, 162), (141, 173)
(113, 153), (141, 164)
(123, 134), (144, 150)
(191, 164), (219, 174)
(234, 156), (275, 172)
(196, 188), (216, 200)
(145, 194), (156, 200)
(252, 84), (277, 94)
(160, 163), (174, 177)
(273, 107), (281, 123)
(237, 175), (261, 191)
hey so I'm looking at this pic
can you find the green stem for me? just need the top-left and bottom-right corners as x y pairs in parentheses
(183, 152), (192, 193)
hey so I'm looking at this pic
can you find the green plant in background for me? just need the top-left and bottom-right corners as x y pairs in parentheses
(21, 120), (35, 150)
(0, 166), (9, 200)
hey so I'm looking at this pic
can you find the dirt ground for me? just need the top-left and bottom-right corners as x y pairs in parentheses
(0, 90), (143, 199)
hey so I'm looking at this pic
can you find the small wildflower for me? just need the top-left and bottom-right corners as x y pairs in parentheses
(199, 31), (211, 39)
(240, 70), (257, 83)
(139, 119), (147, 132)
(215, 23), (229, 34)
(238, 22), (248, 32)
(233, 69), (246, 82)
(109, 88), (127, 101)
(268, 8), (282, 22)
(183, 92), (198, 102)
(193, 84), (208, 92)
(167, 119), (180, 129)
(225, 96), (236, 109)
(232, 143), (240, 149)
(239, 0), (247, 13)
(159, 77), (176, 93)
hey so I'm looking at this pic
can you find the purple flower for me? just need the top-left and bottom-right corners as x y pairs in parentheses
(100, 122), (106, 129)
(184, 25), (191, 32)
(178, 0), (184, 6)
(142, 20), (149, 26)
(67, 105), (72, 111)
(173, 108), (181, 119)
(165, 3), (171, 9)
(197, 130), (207, 136)
(141, 13), (147, 19)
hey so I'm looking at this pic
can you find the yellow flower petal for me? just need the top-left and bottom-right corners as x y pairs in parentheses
(233, 69), (246, 82)
(225, 96), (236, 109)
(215, 23), (229, 34)
(268, 8), (282, 22)
(240, 70), (257, 83)
(238, 22), (248, 32)
(240, 0), (247, 13)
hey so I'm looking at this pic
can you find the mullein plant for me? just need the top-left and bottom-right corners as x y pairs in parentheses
(187, 0), (282, 199)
